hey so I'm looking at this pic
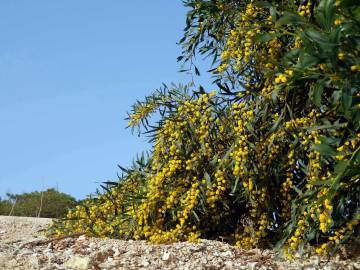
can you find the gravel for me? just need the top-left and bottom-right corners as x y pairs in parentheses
(0, 215), (359, 270)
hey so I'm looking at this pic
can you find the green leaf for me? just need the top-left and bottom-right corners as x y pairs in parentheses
(303, 29), (328, 44)
(231, 177), (240, 195)
(342, 93), (352, 112)
(341, 0), (360, 7)
(254, 33), (276, 43)
(204, 172), (211, 183)
(316, 0), (336, 30)
(299, 54), (320, 69)
(270, 6), (277, 22)
(332, 90), (342, 105)
(276, 12), (306, 27)
(312, 143), (337, 156)
(334, 160), (350, 175)
(309, 83), (324, 106)
(254, 1), (274, 8)
(192, 211), (201, 222)
(291, 185), (303, 195)
(310, 179), (334, 186)
(318, 135), (341, 145)
(306, 227), (317, 241)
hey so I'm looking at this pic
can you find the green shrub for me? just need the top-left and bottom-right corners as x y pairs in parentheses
(0, 188), (77, 218)
(52, 0), (360, 258)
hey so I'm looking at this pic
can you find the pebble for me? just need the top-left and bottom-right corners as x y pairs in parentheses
(162, 251), (171, 261)
(77, 235), (86, 241)
(64, 256), (92, 270)
(19, 248), (34, 256)
(220, 250), (233, 258)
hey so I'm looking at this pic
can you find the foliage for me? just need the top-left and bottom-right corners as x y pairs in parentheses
(51, 0), (360, 258)
(0, 188), (77, 218)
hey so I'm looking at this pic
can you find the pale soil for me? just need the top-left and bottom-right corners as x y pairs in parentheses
(0, 215), (359, 270)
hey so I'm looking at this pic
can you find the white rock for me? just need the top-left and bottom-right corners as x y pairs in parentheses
(64, 256), (92, 270)
(248, 262), (258, 270)
(78, 235), (86, 241)
(162, 251), (171, 261)
(140, 258), (150, 267)
(224, 261), (234, 269)
(63, 249), (73, 257)
(27, 256), (40, 268)
(220, 250), (233, 258)
(43, 249), (53, 256)
(19, 248), (33, 256)
(113, 248), (123, 257)
(311, 256), (321, 265)
(302, 265), (317, 270)
(213, 251), (220, 257)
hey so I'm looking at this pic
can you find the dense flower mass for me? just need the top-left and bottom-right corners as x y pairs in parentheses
(51, 0), (360, 259)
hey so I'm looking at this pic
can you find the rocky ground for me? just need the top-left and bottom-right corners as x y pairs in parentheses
(0, 216), (359, 270)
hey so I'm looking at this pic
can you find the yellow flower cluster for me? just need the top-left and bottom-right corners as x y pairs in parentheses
(206, 169), (227, 208)
(131, 92), (221, 243)
(128, 103), (157, 127)
(298, 1), (312, 17)
(217, 1), (263, 77)
(274, 73), (288, 84)
(285, 218), (306, 258)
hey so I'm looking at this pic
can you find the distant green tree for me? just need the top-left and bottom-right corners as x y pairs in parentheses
(0, 188), (77, 218)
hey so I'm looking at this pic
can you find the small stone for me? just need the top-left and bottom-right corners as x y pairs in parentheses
(113, 248), (124, 257)
(27, 256), (40, 268)
(162, 251), (171, 261)
(140, 258), (150, 267)
(189, 244), (206, 252)
(247, 262), (258, 270)
(220, 250), (233, 258)
(213, 251), (220, 257)
(302, 265), (317, 270)
(19, 248), (33, 256)
(93, 249), (113, 263)
(43, 249), (53, 256)
(64, 256), (92, 270)
(63, 249), (73, 257)
(224, 261), (234, 269)
(78, 235), (86, 241)
(311, 256), (321, 266)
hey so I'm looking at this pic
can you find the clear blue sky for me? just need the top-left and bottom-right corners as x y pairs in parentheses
(0, 1), (213, 199)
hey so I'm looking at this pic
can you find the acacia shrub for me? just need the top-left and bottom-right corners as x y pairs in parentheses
(51, 0), (360, 258)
